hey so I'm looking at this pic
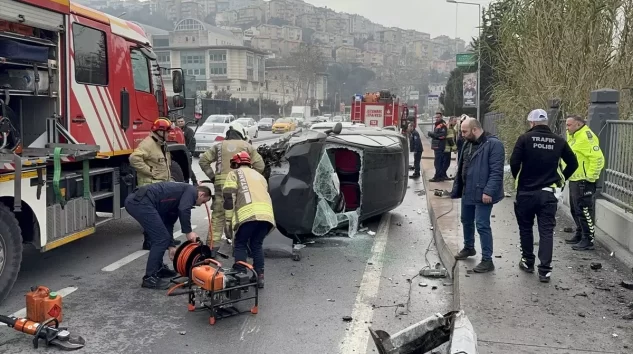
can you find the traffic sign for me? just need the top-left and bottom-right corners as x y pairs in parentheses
(456, 53), (477, 68)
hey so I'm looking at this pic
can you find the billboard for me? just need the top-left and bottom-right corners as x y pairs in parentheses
(409, 91), (420, 101)
(364, 105), (385, 127)
(463, 72), (478, 108)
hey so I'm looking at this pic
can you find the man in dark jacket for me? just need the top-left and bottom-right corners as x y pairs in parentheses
(125, 182), (212, 289)
(510, 109), (578, 282)
(451, 118), (505, 273)
(408, 123), (423, 178)
(427, 112), (447, 182)
(176, 117), (198, 185)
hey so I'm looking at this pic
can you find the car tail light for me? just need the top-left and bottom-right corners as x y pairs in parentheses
(215, 136), (224, 141)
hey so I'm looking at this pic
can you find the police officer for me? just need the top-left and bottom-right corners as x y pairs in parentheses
(510, 109), (578, 282)
(427, 112), (448, 182)
(408, 122), (423, 179)
(129, 118), (180, 250)
(564, 114), (605, 251)
(223, 151), (275, 289)
(198, 122), (265, 251)
(124, 182), (212, 289)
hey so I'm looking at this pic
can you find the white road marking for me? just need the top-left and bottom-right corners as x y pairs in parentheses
(339, 213), (392, 354)
(1, 287), (79, 325)
(173, 224), (197, 238)
(101, 251), (149, 272)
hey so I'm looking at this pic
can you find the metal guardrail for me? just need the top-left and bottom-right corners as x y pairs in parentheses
(602, 120), (633, 212)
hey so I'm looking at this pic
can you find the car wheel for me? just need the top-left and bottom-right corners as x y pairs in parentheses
(0, 203), (23, 304)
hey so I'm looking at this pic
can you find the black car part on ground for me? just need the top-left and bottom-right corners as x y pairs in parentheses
(257, 128), (408, 239)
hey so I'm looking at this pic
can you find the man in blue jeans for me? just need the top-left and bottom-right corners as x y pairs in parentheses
(450, 118), (505, 273)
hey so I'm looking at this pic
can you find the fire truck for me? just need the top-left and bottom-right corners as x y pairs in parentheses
(0, 0), (191, 302)
(350, 91), (418, 133)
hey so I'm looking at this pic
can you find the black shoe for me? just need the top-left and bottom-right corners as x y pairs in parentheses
(142, 240), (151, 250)
(409, 174), (420, 179)
(572, 239), (595, 251)
(173, 239), (182, 246)
(538, 271), (551, 283)
(157, 264), (178, 278)
(142, 275), (171, 290)
(257, 274), (264, 289)
(519, 258), (534, 273)
(455, 248), (477, 260)
(429, 177), (442, 182)
(565, 235), (582, 244)
(473, 260), (495, 273)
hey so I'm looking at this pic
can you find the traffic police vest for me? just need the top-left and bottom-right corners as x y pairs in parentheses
(566, 125), (605, 182)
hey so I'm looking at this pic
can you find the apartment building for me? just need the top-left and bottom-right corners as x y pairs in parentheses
(431, 59), (457, 74)
(140, 18), (266, 97)
(377, 28), (398, 43)
(348, 14), (372, 34)
(314, 44), (334, 62)
(363, 51), (384, 67)
(295, 13), (327, 32)
(335, 46), (362, 64)
(326, 17), (349, 34)
(235, 5), (265, 25)
(216, 10), (238, 25)
(312, 32), (353, 47)
(267, 0), (296, 22)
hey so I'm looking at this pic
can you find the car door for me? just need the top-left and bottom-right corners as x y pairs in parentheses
(129, 47), (159, 148)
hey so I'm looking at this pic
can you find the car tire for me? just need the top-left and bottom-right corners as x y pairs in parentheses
(0, 203), (23, 304)
(170, 161), (185, 182)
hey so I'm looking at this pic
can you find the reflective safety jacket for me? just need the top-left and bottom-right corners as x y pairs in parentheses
(445, 125), (457, 153)
(222, 166), (276, 233)
(566, 125), (605, 182)
(198, 140), (265, 188)
(129, 134), (172, 187)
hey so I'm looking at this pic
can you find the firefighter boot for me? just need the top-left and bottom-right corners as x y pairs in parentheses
(572, 237), (595, 251)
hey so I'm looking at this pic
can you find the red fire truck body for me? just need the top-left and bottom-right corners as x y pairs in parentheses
(350, 95), (418, 132)
(0, 0), (189, 303)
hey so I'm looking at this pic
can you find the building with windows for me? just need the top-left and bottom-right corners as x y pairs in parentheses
(137, 18), (267, 98)
(264, 65), (328, 110)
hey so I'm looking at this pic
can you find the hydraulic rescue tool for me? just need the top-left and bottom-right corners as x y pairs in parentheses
(0, 315), (85, 351)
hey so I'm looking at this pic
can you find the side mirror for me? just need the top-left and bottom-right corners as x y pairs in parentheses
(172, 70), (184, 94)
(332, 122), (343, 135)
(172, 95), (185, 109)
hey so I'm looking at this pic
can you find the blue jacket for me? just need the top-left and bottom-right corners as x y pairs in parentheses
(409, 130), (423, 153)
(131, 181), (198, 234)
(450, 133), (505, 205)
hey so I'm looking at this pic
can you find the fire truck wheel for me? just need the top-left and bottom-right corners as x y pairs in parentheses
(170, 161), (185, 183)
(0, 203), (23, 304)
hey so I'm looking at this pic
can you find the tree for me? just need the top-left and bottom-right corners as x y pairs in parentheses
(327, 63), (376, 103)
(286, 44), (326, 104)
(214, 89), (232, 100)
(488, 0), (633, 145)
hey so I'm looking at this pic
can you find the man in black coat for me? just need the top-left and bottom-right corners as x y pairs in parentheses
(176, 117), (198, 185)
(408, 123), (423, 178)
(427, 112), (447, 182)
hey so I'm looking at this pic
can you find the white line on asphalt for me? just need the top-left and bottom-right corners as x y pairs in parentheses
(0, 287), (79, 325)
(339, 213), (392, 354)
(101, 250), (149, 272)
(173, 224), (197, 238)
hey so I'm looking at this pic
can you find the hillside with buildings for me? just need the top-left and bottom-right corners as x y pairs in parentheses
(80, 0), (466, 114)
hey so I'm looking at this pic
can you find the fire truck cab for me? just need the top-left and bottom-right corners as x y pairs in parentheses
(0, 0), (189, 303)
(350, 91), (418, 133)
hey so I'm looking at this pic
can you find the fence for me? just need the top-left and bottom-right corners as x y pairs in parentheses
(481, 91), (632, 213)
(602, 120), (633, 212)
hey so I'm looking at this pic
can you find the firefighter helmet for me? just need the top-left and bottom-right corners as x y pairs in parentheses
(226, 121), (248, 140)
(152, 118), (174, 132)
(230, 151), (251, 166)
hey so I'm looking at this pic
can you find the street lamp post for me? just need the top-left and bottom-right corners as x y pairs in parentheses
(447, 0), (482, 120)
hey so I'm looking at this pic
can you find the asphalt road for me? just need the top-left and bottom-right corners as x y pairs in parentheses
(0, 139), (451, 354)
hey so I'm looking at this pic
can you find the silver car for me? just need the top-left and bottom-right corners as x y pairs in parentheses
(194, 123), (229, 155)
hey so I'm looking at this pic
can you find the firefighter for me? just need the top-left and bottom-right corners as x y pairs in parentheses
(223, 151), (275, 289)
(198, 122), (265, 251)
(129, 118), (180, 250)
(124, 182), (212, 289)
(510, 109), (578, 282)
(564, 114), (605, 251)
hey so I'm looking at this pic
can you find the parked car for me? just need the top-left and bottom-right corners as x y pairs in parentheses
(332, 116), (343, 122)
(193, 122), (255, 156)
(203, 114), (235, 125)
(295, 117), (305, 127)
(272, 118), (296, 133)
(236, 117), (259, 139)
(258, 117), (275, 131)
(256, 123), (408, 239)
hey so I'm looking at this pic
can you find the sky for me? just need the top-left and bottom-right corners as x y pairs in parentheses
(303, 0), (493, 42)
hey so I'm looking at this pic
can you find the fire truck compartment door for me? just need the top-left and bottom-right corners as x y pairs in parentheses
(1, 0), (64, 32)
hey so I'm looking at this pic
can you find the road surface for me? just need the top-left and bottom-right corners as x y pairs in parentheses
(0, 133), (450, 354)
